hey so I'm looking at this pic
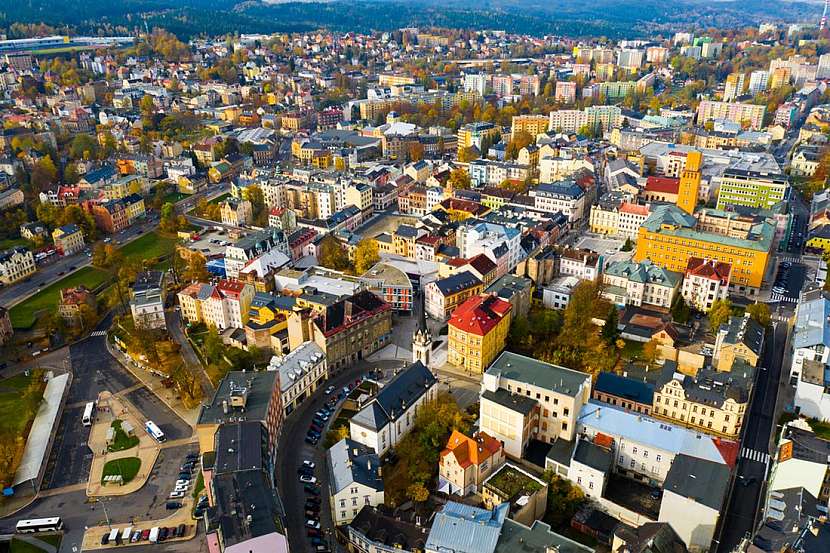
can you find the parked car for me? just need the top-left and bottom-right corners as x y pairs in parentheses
(305, 510), (318, 518)
(166, 501), (183, 510)
(325, 385), (335, 395)
(169, 491), (185, 499)
(131, 530), (142, 543)
(178, 524), (187, 537)
(299, 474), (318, 484)
(305, 436), (318, 445)
(141, 529), (151, 540)
(297, 467), (314, 476)
(311, 537), (325, 546)
(302, 459), (316, 469)
(159, 527), (169, 541)
(175, 479), (190, 486)
(305, 484), (320, 495)
(307, 528), (321, 537)
(306, 520), (321, 529)
(101, 534), (110, 545)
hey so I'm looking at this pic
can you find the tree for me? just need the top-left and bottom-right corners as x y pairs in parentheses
(29, 154), (58, 193)
(708, 299), (733, 332)
(747, 302), (771, 327)
(447, 168), (471, 191)
(159, 202), (180, 233)
(641, 338), (659, 369)
(182, 251), (210, 283)
(621, 237), (633, 252)
(601, 307), (619, 343)
(670, 295), (691, 325)
(406, 483), (429, 503)
(203, 325), (224, 365)
(69, 134), (98, 160)
(242, 185), (267, 226)
(353, 239), (380, 275)
(541, 470), (586, 528)
(317, 235), (353, 272)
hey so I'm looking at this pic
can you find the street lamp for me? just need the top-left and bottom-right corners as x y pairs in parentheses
(92, 498), (112, 530)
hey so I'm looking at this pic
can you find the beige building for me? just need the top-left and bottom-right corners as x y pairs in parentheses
(220, 198), (252, 226)
(713, 314), (764, 372)
(51, 224), (85, 256)
(0, 247), (35, 285)
(438, 430), (505, 496)
(652, 361), (751, 439)
(479, 352), (591, 458)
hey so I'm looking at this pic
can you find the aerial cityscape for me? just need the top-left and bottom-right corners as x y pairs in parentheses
(1, 1), (830, 553)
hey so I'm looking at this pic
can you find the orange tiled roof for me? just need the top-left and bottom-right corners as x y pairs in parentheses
(440, 430), (502, 468)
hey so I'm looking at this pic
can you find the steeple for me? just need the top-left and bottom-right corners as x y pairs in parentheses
(412, 293), (432, 367)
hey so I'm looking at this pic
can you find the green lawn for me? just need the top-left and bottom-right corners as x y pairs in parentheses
(192, 471), (204, 498)
(0, 237), (29, 250)
(163, 191), (192, 204)
(0, 372), (46, 487)
(107, 420), (139, 452)
(101, 457), (141, 484)
(620, 340), (644, 360)
(9, 266), (112, 329)
(10, 534), (62, 552)
(118, 232), (176, 263)
(208, 192), (231, 205)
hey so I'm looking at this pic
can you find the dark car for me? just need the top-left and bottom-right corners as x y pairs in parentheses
(311, 537), (325, 546)
(309, 423), (323, 433)
(305, 510), (319, 519)
(304, 484), (320, 495)
(297, 467), (314, 476)
(101, 534), (110, 545)
(159, 527), (169, 541)
(186, 453), (198, 460)
(305, 436), (318, 445)
(166, 501), (182, 510)
(305, 502), (320, 511)
(307, 528), (321, 537)
(178, 524), (187, 537)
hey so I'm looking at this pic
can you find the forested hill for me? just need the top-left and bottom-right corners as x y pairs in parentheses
(0, 0), (823, 40)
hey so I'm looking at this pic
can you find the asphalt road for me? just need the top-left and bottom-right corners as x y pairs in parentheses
(0, 216), (159, 310)
(716, 321), (788, 553)
(276, 358), (409, 553)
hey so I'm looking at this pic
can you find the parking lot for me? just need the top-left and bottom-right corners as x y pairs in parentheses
(769, 260), (805, 304)
(181, 228), (233, 258)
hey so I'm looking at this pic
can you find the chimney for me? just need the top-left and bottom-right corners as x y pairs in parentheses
(222, 400), (229, 414)
(367, 459), (372, 472)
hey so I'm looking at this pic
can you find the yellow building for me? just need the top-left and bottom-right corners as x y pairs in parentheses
(634, 204), (774, 294)
(677, 150), (701, 215)
(52, 224), (85, 256)
(652, 362), (750, 439)
(457, 122), (500, 158)
(713, 315), (764, 372)
(511, 115), (549, 139)
(448, 294), (512, 374)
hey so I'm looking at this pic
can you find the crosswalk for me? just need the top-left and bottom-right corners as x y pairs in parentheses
(89, 330), (107, 337)
(778, 256), (801, 264)
(741, 447), (770, 464)
(769, 292), (797, 304)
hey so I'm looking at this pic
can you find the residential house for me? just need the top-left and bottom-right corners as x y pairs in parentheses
(51, 224), (85, 256)
(713, 315), (764, 371)
(592, 371), (654, 415)
(480, 463), (548, 527)
(424, 271), (483, 320)
(438, 430), (505, 496)
(327, 438), (385, 525)
(267, 341), (327, 418)
(448, 294), (512, 374)
(480, 352), (592, 458)
(602, 259), (681, 309)
(58, 286), (96, 327)
(681, 258), (731, 312)
(0, 247), (35, 284)
(130, 270), (166, 330)
(220, 198), (253, 226)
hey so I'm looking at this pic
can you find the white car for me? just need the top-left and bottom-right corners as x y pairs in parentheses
(325, 386), (335, 395)
(175, 479), (190, 487)
(174, 484), (188, 492)
(299, 474), (317, 484)
(169, 491), (185, 499)
(302, 460), (316, 469)
(306, 520), (321, 530)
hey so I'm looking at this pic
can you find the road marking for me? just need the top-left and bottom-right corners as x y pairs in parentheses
(769, 292), (796, 304)
(741, 447), (770, 464)
(89, 330), (107, 337)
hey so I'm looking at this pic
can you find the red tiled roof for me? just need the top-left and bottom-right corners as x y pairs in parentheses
(685, 257), (731, 283)
(218, 279), (247, 298)
(645, 176), (680, 194)
(440, 430), (502, 469)
(449, 294), (512, 336)
(619, 202), (650, 216)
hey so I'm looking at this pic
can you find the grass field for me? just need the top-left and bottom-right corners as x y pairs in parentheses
(9, 266), (112, 329)
(207, 192), (230, 205)
(0, 371), (46, 487)
(163, 191), (192, 204)
(101, 457), (141, 484)
(108, 420), (140, 452)
(9, 534), (62, 552)
(0, 237), (30, 250)
(118, 232), (176, 263)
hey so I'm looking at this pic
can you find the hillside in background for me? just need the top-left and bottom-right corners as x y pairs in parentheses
(0, 0), (824, 39)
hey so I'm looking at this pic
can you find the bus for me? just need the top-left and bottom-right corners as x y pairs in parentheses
(16, 517), (63, 533)
(145, 420), (165, 443)
(82, 401), (96, 427)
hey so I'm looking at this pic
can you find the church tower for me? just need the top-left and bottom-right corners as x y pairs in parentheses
(412, 293), (432, 367)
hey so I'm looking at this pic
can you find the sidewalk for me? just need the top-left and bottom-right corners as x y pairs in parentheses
(81, 507), (198, 550)
(105, 338), (200, 428)
(86, 391), (160, 498)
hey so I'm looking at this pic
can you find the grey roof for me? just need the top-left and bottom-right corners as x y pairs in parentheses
(487, 351), (589, 397)
(351, 361), (436, 431)
(793, 291), (830, 350)
(425, 502), (508, 553)
(213, 421), (268, 476)
(349, 506), (427, 551)
(210, 469), (285, 546)
(613, 522), (688, 553)
(495, 519), (593, 553)
(572, 439), (613, 473)
(663, 454), (729, 511)
(785, 426), (830, 464)
(198, 371), (278, 426)
(753, 487), (830, 553)
(595, 372), (654, 405)
(485, 274), (532, 301)
(433, 270), (481, 296)
(720, 315), (764, 356)
(481, 388), (537, 416)
(327, 438), (383, 495)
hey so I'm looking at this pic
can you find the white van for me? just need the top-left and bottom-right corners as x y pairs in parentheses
(149, 527), (160, 543)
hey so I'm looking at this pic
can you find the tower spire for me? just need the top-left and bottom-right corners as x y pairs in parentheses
(412, 292), (433, 367)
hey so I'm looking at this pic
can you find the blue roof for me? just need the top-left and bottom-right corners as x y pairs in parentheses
(793, 293), (830, 350)
(351, 361), (436, 431)
(426, 502), (509, 553)
(577, 400), (727, 465)
(433, 270), (481, 296)
(595, 372), (654, 405)
(327, 438), (383, 494)
(535, 181), (584, 199)
(83, 165), (116, 184)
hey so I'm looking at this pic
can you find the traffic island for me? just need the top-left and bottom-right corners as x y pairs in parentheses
(86, 391), (160, 497)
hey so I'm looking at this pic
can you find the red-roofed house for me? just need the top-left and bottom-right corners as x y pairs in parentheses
(618, 202), (652, 240)
(438, 430), (506, 496)
(217, 279), (255, 329)
(681, 257), (731, 311)
(448, 294), (512, 373)
(642, 176), (680, 203)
